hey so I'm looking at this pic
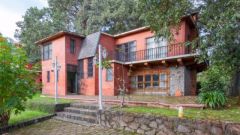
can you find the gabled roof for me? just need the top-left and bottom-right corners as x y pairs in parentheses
(78, 32), (101, 59)
(35, 31), (85, 45)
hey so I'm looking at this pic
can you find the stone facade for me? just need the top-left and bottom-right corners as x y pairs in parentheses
(99, 110), (240, 135)
(169, 66), (185, 96)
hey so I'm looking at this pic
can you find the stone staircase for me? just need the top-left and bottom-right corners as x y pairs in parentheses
(54, 103), (99, 126)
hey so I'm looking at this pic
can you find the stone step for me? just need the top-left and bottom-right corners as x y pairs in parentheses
(56, 112), (97, 124)
(54, 116), (95, 126)
(70, 103), (99, 110)
(64, 107), (97, 117)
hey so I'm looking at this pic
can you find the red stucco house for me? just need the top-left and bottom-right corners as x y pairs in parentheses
(36, 13), (205, 96)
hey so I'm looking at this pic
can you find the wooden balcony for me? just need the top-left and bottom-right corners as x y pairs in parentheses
(110, 44), (195, 63)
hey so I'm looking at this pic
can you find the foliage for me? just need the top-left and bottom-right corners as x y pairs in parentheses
(0, 35), (39, 126)
(138, 0), (192, 41)
(16, 0), (144, 62)
(9, 110), (49, 125)
(25, 93), (72, 113)
(199, 66), (231, 93)
(115, 106), (240, 122)
(198, 91), (227, 109)
(75, 0), (144, 35)
(15, 7), (66, 63)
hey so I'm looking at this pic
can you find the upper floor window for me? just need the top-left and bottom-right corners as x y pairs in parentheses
(88, 57), (93, 77)
(42, 43), (52, 60)
(146, 37), (167, 59)
(116, 41), (136, 61)
(106, 68), (113, 81)
(70, 39), (75, 54)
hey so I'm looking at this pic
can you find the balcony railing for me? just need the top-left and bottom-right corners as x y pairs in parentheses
(107, 44), (194, 63)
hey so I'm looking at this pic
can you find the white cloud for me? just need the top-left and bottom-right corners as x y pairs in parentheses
(0, 0), (49, 41)
(0, 8), (22, 40)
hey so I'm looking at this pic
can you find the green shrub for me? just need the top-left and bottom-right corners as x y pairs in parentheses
(198, 91), (227, 109)
(198, 66), (230, 93)
(25, 101), (55, 113)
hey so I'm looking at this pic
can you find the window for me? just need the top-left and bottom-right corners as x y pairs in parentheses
(47, 71), (50, 82)
(152, 74), (159, 88)
(106, 68), (113, 81)
(146, 37), (167, 59)
(144, 74), (151, 88)
(117, 41), (136, 61)
(42, 43), (52, 60)
(160, 73), (167, 89)
(130, 76), (137, 88)
(130, 71), (169, 91)
(70, 39), (75, 54)
(78, 60), (84, 79)
(137, 75), (143, 89)
(88, 57), (93, 77)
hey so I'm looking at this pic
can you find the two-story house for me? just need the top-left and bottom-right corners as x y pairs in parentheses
(36, 13), (205, 96)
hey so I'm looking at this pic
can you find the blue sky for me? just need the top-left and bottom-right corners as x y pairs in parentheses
(0, 0), (48, 40)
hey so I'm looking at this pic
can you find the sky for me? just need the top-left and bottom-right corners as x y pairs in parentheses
(0, 0), (48, 41)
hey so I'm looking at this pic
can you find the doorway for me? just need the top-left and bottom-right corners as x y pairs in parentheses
(67, 65), (78, 94)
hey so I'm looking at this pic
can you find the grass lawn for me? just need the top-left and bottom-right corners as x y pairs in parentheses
(28, 93), (73, 104)
(115, 106), (240, 123)
(9, 110), (50, 125)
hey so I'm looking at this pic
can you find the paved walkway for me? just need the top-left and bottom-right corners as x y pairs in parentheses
(8, 119), (135, 135)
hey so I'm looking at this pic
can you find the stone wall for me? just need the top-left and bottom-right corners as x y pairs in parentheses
(99, 110), (240, 135)
(169, 66), (185, 96)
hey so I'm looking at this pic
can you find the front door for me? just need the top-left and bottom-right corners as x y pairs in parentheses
(67, 71), (77, 94)
(67, 64), (77, 94)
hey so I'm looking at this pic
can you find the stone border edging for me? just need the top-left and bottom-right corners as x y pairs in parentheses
(0, 114), (55, 134)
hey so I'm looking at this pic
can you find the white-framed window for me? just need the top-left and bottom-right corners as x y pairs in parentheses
(159, 73), (167, 89)
(117, 41), (136, 61)
(146, 37), (167, 59)
(130, 76), (137, 88)
(42, 43), (52, 60)
(106, 68), (113, 81)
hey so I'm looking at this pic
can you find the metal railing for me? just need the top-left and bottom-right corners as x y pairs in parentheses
(108, 44), (194, 62)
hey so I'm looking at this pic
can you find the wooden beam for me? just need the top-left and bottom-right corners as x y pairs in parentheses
(177, 58), (183, 66)
(161, 60), (168, 67)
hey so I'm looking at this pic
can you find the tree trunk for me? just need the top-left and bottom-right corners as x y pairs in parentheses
(0, 111), (10, 127)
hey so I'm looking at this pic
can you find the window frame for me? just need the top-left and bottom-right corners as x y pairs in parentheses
(78, 59), (84, 79)
(70, 38), (75, 54)
(106, 68), (113, 81)
(47, 71), (50, 83)
(42, 43), (52, 60)
(116, 41), (136, 61)
(87, 57), (93, 77)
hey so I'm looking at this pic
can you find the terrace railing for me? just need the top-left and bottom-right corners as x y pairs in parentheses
(107, 43), (194, 63)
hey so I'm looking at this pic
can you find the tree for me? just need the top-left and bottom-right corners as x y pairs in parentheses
(15, 7), (66, 63)
(139, 0), (240, 97)
(16, 0), (144, 62)
(0, 35), (39, 126)
(75, 0), (144, 35)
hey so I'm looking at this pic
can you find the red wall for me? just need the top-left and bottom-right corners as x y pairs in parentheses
(41, 36), (67, 96)
(40, 17), (197, 96)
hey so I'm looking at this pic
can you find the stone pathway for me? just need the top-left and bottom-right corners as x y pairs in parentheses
(7, 119), (136, 135)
